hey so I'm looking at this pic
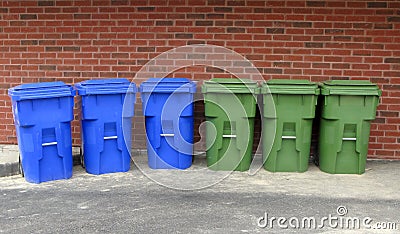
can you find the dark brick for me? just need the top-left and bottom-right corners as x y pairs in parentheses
(264, 68), (283, 74)
(45, 47), (62, 52)
(379, 111), (399, 117)
(206, 13), (224, 19)
(254, 8), (272, 13)
(312, 63), (330, 68)
(74, 14), (91, 19)
(370, 78), (389, 84)
(293, 22), (312, 28)
(305, 42), (323, 48)
(374, 24), (393, 29)
(383, 84), (400, 91)
(187, 40), (206, 45)
(63, 47), (80, 52)
(64, 72), (81, 77)
(331, 77), (349, 80)
(367, 2), (387, 8)
(195, 21), (213, 26)
(10, 21), (26, 26)
(21, 40), (38, 45)
(216, 21), (233, 26)
(111, 0), (128, 5)
(156, 21), (173, 26)
(38, 1), (54, 6)
(273, 62), (291, 67)
(175, 33), (193, 39)
(227, 27), (245, 33)
(374, 118), (386, 124)
(137, 7), (155, 12)
(214, 7), (232, 12)
(208, 0), (225, 5)
(187, 14), (205, 19)
(384, 58), (400, 63)
(137, 47), (155, 52)
(267, 28), (285, 34)
(227, 1), (245, 6)
(20, 14), (37, 20)
(0, 8), (8, 13)
(306, 1), (326, 7)
(39, 65), (56, 70)
(353, 23), (373, 29)
(325, 29), (344, 34)
(388, 17), (400, 22)
(206, 67), (224, 73)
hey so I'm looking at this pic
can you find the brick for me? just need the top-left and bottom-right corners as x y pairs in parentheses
(20, 14), (37, 20)
(384, 58), (400, 64)
(137, 7), (155, 12)
(293, 22), (312, 28)
(266, 28), (284, 34)
(367, 2), (387, 8)
(306, 1), (326, 7)
(264, 68), (283, 74)
(388, 17), (400, 22)
(214, 7), (232, 12)
(305, 42), (323, 48)
(227, 27), (245, 33)
(38, 1), (54, 6)
(195, 21), (213, 26)
(175, 33), (193, 39)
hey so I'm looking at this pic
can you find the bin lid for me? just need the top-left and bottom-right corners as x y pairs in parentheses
(202, 78), (258, 93)
(75, 78), (137, 95)
(139, 78), (196, 93)
(320, 80), (382, 96)
(260, 79), (319, 95)
(8, 81), (75, 101)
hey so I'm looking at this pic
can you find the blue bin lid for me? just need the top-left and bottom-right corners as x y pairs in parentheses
(75, 78), (137, 95)
(8, 81), (75, 101)
(139, 78), (197, 93)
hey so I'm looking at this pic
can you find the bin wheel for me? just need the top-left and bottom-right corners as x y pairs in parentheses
(18, 154), (24, 178)
(79, 147), (85, 169)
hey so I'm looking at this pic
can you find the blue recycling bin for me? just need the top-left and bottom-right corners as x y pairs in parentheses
(140, 78), (196, 169)
(8, 82), (75, 184)
(75, 79), (136, 175)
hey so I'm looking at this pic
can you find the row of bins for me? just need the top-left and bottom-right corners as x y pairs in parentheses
(8, 78), (381, 183)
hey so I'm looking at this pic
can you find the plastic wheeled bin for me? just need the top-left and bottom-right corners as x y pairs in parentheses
(202, 78), (257, 171)
(75, 79), (136, 175)
(260, 79), (319, 172)
(318, 80), (381, 174)
(140, 78), (196, 169)
(8, 82), (75, 183)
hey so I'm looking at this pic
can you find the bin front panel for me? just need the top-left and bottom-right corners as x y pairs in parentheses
(203, 91), (256, 171)
(318, 80), (381, 174)
(140, 78), (196, 169)
(9, 82), (75, 184)
(262, 93), (318, 172)
(76, 79), (136, 175)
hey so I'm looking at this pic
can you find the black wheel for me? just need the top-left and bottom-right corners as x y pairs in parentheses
(80, 147), (85, 168)
(18, 154), (24, 177)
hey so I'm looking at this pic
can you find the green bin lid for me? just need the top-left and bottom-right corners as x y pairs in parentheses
(260, 79), (319, 95)
(202, 78), (258, 94)
(320, 80), (381, 96)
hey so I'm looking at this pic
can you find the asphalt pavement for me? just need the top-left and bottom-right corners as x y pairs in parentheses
(0, 157), (399, 233)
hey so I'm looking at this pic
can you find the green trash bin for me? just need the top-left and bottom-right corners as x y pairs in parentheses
(260, 79), (319, 172)
(202, 78), (258, 171)
(318, 80), (381, 174)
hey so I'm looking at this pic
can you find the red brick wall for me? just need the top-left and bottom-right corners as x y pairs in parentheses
(1, 0), (399, 159)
